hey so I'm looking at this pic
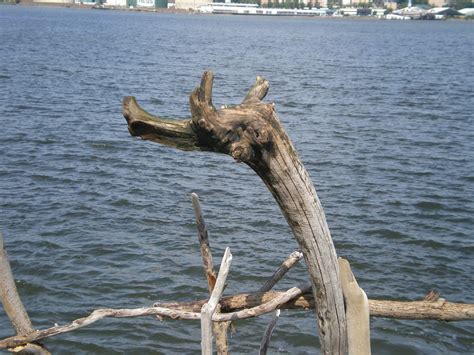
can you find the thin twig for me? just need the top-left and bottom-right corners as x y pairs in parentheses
(259, 309), (280, 355)
(0, 283), (309, 350)
(0, 307), (199, 349)
(201, 247), (232, 355)
(1, 283), (473, 349)
(192, 193), (230, 354)
(256, 250), (303, 354)
(258, 250), (303, 293)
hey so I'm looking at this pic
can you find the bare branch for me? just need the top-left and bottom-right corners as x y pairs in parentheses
(191, 193), (230, 354)
(157, 289), (474, 322)
(191, 193), (217, 293)
(258, 250), (303, 293)
(0, 283), (308, 349)
(2, 283), (472, 350)
(244, 76), (270, 103)
(216, 283), (311, 322)
(0, 307), (199, 350)
(201, 247), (232, 355)
(259, 309), (280, 355)
(190, 71), (217, 124)
(0, 232), (34, 336)
(122, 96), (199, 151)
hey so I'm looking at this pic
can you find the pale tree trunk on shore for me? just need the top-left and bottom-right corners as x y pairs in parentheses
(123, 71), (347, 353)
(0, 232), (34, 337)
(0, 232), (51, 354)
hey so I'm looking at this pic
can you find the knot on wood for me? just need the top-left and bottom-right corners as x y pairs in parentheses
(229, 123), (272, 162)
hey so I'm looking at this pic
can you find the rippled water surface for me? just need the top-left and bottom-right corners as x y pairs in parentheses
(1, 6), (473, 354)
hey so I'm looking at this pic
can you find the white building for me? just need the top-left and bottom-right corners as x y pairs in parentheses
(34, 0), (75, 4)
(174, 0), (208, 10)
(459, 8), (474, 16)
(105, 0), (127, 5)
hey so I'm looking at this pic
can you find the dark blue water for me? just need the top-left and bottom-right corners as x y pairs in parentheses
(1, 6), (473, 353)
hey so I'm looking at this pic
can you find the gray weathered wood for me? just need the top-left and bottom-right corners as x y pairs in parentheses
(123, 71), (347, 354)
(259, 309), (280, 355)
(0, 283), (309, 350)
(0, 232), (34, 336)
(156, 288), (474, 321)
(339, 258), (371, 355)
(191, 193), (217, 293)
(258, 250), (303, 293)
(201, 247), (232, 355)
(191, 193), (230, 354)
(2, 282), (472, 350)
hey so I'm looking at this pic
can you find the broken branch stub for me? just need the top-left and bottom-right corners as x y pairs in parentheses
(123, 71), (347, 354)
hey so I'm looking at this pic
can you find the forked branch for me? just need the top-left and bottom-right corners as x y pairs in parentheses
(123, 71), (347, 354)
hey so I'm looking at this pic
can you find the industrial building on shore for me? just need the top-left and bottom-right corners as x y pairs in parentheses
(4, 0), (473, 15)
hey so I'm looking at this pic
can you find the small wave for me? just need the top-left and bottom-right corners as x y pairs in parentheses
(460, 176), (474, 182)
(366, 228), (409, 240)
(415, 201), (444, 211)
(110, 198), (133, 207)
(89, 142), (119, 150)
(0, 74), (11, 80)
(402, 238), (448, 249)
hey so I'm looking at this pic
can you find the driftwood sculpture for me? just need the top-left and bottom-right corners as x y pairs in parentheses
(123, 71), (347, 354)
(1, 72), (473, 354)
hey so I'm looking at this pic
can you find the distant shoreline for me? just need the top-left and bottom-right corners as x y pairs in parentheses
(4, 2), (473, 21)
(9, 1), (188, 14)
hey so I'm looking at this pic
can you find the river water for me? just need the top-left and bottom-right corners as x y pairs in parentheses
(0, 5), (473, 354)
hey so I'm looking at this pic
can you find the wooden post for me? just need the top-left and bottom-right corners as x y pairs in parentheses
(124, 71), (347, 354)
(338, 258), (371, 355)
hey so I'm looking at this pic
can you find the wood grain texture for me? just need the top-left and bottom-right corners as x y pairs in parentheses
(123, 71), (347, 354)
(157, 289), (474, 321)
(339, 258), (371, 355)
(0, 232), (34, 336)
(201, 247), (232, 355)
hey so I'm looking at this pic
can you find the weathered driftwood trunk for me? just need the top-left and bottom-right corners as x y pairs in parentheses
(123, 71), (347, 353)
